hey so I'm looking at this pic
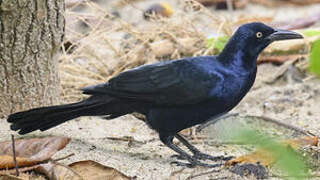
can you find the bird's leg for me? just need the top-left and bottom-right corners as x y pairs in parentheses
(175, 134), (233, 161)
(160, 134), (222, 168)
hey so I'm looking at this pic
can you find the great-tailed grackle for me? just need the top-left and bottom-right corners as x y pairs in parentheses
(7, 22), (303, 167)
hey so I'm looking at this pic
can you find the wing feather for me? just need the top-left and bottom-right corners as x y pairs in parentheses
(82, 57), (222, 105)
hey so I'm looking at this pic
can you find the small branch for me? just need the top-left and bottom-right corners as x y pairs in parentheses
(52, 153), (75, 162)
(186, 169), (221, 179)
(249, 115), (316, 136)
(103, 136), (154, 145)
(169, 167), (185, 178)
(198, 114), (315, 136)
(11, 135), (19, 176)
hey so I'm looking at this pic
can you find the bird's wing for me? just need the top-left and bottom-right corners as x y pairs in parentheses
(82, 58), (223, 105)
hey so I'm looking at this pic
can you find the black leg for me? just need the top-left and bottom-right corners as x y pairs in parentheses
(175, 134), (233, 161)
(160, 134), (223, 168)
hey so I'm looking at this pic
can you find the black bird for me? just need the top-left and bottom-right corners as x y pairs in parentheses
(7, 23), (303, 167)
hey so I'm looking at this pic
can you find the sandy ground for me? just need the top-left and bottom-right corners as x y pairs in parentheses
(1, 68), (320, 180)
(2, 1), (320, 179)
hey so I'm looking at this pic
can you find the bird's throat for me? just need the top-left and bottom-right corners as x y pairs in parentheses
(218, 48), (257, 71)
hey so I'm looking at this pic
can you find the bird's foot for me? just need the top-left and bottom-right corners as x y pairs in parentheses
(171, 153), (233, 162)
(170, 154), (185, 160)
(170, 161), (195, 168)
(170, 159), (223, 168)
(193, 152), (233, 161)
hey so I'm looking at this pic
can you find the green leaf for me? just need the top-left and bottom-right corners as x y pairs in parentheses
(302, 29), (320, 37)
(207, 36), (229, 54)
(309, 39), (320, 76)
(229, 128), (310, 179)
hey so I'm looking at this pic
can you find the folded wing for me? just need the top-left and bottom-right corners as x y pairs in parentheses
(82, 57), (222, 105)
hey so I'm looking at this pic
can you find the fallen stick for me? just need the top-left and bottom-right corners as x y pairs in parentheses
(52, 153), (75, 162)
(197, 114), (315, 137)
(11, 135), (19, 176)
(249, 115), (316, 136)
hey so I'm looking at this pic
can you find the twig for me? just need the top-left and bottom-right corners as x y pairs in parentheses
(249, 115), (316, 137)
(103, 136), (146, 145)
(186, 169), (221, 179)
(52, 153), (75, 162)
(197, 114), (315, 136)
(11, 135), (19, 176)
(169, 167), (185, 178)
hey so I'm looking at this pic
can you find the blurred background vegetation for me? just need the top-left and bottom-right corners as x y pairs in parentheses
(58, 0), (320, 178)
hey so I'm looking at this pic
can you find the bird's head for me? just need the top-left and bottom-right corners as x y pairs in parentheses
(219, 22), (303, 65)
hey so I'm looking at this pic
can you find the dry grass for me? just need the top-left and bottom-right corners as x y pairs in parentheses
(59, 0), (232, 103)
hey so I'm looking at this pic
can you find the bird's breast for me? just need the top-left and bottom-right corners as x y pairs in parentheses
(213, 69), (256, 108)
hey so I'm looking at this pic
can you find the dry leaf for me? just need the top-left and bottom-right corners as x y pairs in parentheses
(0, 173), (45, 180)
(0, 165), (40, 176)
(0, 173), (34, 180)
(35, 162), (82, 180)
(226, 148), (274, 166)
(0, 137), (70, 169)
(69, 160), (131, 180)
(226, 136), (318, 167)
(283, 136), (318, 149)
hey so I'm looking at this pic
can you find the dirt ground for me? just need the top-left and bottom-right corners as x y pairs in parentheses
(1, 1), (320, 179)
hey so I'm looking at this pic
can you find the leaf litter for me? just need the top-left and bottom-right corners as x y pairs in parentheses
(0, 137), (131, 180)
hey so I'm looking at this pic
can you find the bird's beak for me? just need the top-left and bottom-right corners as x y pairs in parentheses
(267, 29), (304, 42)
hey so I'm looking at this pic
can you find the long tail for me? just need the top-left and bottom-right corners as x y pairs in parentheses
(7, 95), (126, 135)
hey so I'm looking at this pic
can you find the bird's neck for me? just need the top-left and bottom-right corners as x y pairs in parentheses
(218, 39), (258, 71)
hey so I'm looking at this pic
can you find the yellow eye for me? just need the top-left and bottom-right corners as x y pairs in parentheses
(256, 32), (263, 38)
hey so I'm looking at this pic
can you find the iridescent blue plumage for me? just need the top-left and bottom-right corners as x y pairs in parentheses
(8, 22), (303, 167)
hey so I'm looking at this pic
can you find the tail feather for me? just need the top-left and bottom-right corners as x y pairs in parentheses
(8, 102), (89, 122)
(38, 101), (108, 131)
(7, 96), (114, 135)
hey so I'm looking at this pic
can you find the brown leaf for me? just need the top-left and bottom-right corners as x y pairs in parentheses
(226, 148), (274, 166)
(0, 172), (46, 180)
(0, 137), (70, 169)
(226, 136), (318, 167)
(0, 165), (39, 175)
(283, 136), (318, 149)
(69, 160), (131, 180)
(0, 173), (34, 180)
(35, 162), (82, 180)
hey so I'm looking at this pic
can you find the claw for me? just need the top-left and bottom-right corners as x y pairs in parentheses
(170, 159), (223, 168)
(170, 161), (195, 168)
(193, 153), (234, 161)
(170, 154), (185, 160)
